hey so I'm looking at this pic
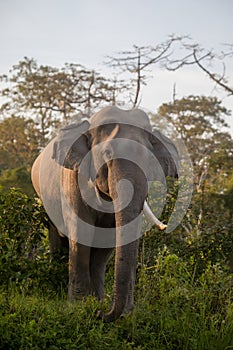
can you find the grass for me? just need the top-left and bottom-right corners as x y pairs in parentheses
(1, 254), (233, 350)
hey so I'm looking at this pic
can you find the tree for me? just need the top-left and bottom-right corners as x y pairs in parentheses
(156, 95), (231, 168)
(106, 35), (187, 107)
(0, 167), (34, 195)
(154, 95), (233, 235)
(0, 115), (41, 171)
(0, 58), (118, 145)
(106, 37), (233, 109)
(165, 40), (233, 96)
(0, 115), (41, 194)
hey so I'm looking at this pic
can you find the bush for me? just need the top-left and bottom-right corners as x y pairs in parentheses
(0, 188), (68, 294)
(142, 187), (233, 276)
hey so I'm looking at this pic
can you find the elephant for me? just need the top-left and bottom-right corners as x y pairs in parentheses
(31, 106), (179, 322)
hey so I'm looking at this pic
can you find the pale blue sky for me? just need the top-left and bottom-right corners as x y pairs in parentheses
(1, 0), (233, 132)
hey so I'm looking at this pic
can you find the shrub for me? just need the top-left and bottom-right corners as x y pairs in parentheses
(0, 188), (68, 294)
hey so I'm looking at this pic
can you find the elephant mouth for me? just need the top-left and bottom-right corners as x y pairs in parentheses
(94, 164), (110, 198)
(95, 182), (112, 201)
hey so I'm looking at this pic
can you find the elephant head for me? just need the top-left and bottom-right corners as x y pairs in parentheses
(46, 106), (179, 321)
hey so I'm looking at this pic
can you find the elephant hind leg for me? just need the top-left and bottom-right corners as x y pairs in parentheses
(48, 222), (69, 254)
(90, 247), (113, 300)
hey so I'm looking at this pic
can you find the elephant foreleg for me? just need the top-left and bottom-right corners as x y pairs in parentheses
(90, 247), (113, 300)
(68, 241), (92, 300)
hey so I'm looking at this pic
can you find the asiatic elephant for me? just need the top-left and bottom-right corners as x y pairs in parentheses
(31, 106), (179, 322)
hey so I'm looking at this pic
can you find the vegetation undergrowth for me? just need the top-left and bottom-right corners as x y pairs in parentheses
(0, 256), (233, 350)
(1, 189), (233, 349)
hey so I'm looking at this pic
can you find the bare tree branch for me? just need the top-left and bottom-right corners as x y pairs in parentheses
(106, 35), (187, 107)
(193, 50), (233, 95)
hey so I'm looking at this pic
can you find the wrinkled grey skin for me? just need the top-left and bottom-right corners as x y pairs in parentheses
(31, 106), (179, 322)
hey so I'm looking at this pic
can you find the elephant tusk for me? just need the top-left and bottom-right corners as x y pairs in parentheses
(143, 201), (167, 231)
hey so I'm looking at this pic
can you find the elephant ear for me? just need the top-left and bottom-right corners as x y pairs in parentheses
(150, 129), (180, 181)
(52, 120), (90, 170)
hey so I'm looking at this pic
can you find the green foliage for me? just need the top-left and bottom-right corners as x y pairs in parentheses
(0, 188), (68, 294)
(142, 189), (233, 276)
(0, 167), (34, 196)
(0, 115), (41, 195)
(0, 115), (41, 170)
(135, 250), (233, 350)
(0, 189), (45, 287)
(0, 57), (120, 147)
(146, 94), (233, 275)
(155, 95), (233, 172)
(0, 252), (232, 350)
(0, 189), (233, 349)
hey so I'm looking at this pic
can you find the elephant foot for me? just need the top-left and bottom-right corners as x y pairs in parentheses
(122, 303), (134, 316)
(68, 284), (92, 301)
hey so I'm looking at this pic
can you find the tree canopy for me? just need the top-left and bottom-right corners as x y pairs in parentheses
(157, 95), (231, 165)
(0, 57), (119, 146)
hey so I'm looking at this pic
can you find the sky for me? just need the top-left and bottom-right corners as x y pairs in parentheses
(1, 0), (233, 133)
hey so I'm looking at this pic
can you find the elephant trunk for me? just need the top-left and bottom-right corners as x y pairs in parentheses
(100, 160), (146, 322)
(101, 210), (140, 322)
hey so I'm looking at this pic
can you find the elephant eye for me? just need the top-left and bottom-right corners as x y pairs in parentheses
(105, 149), (111, 158)
(102, 147), (113, 161)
